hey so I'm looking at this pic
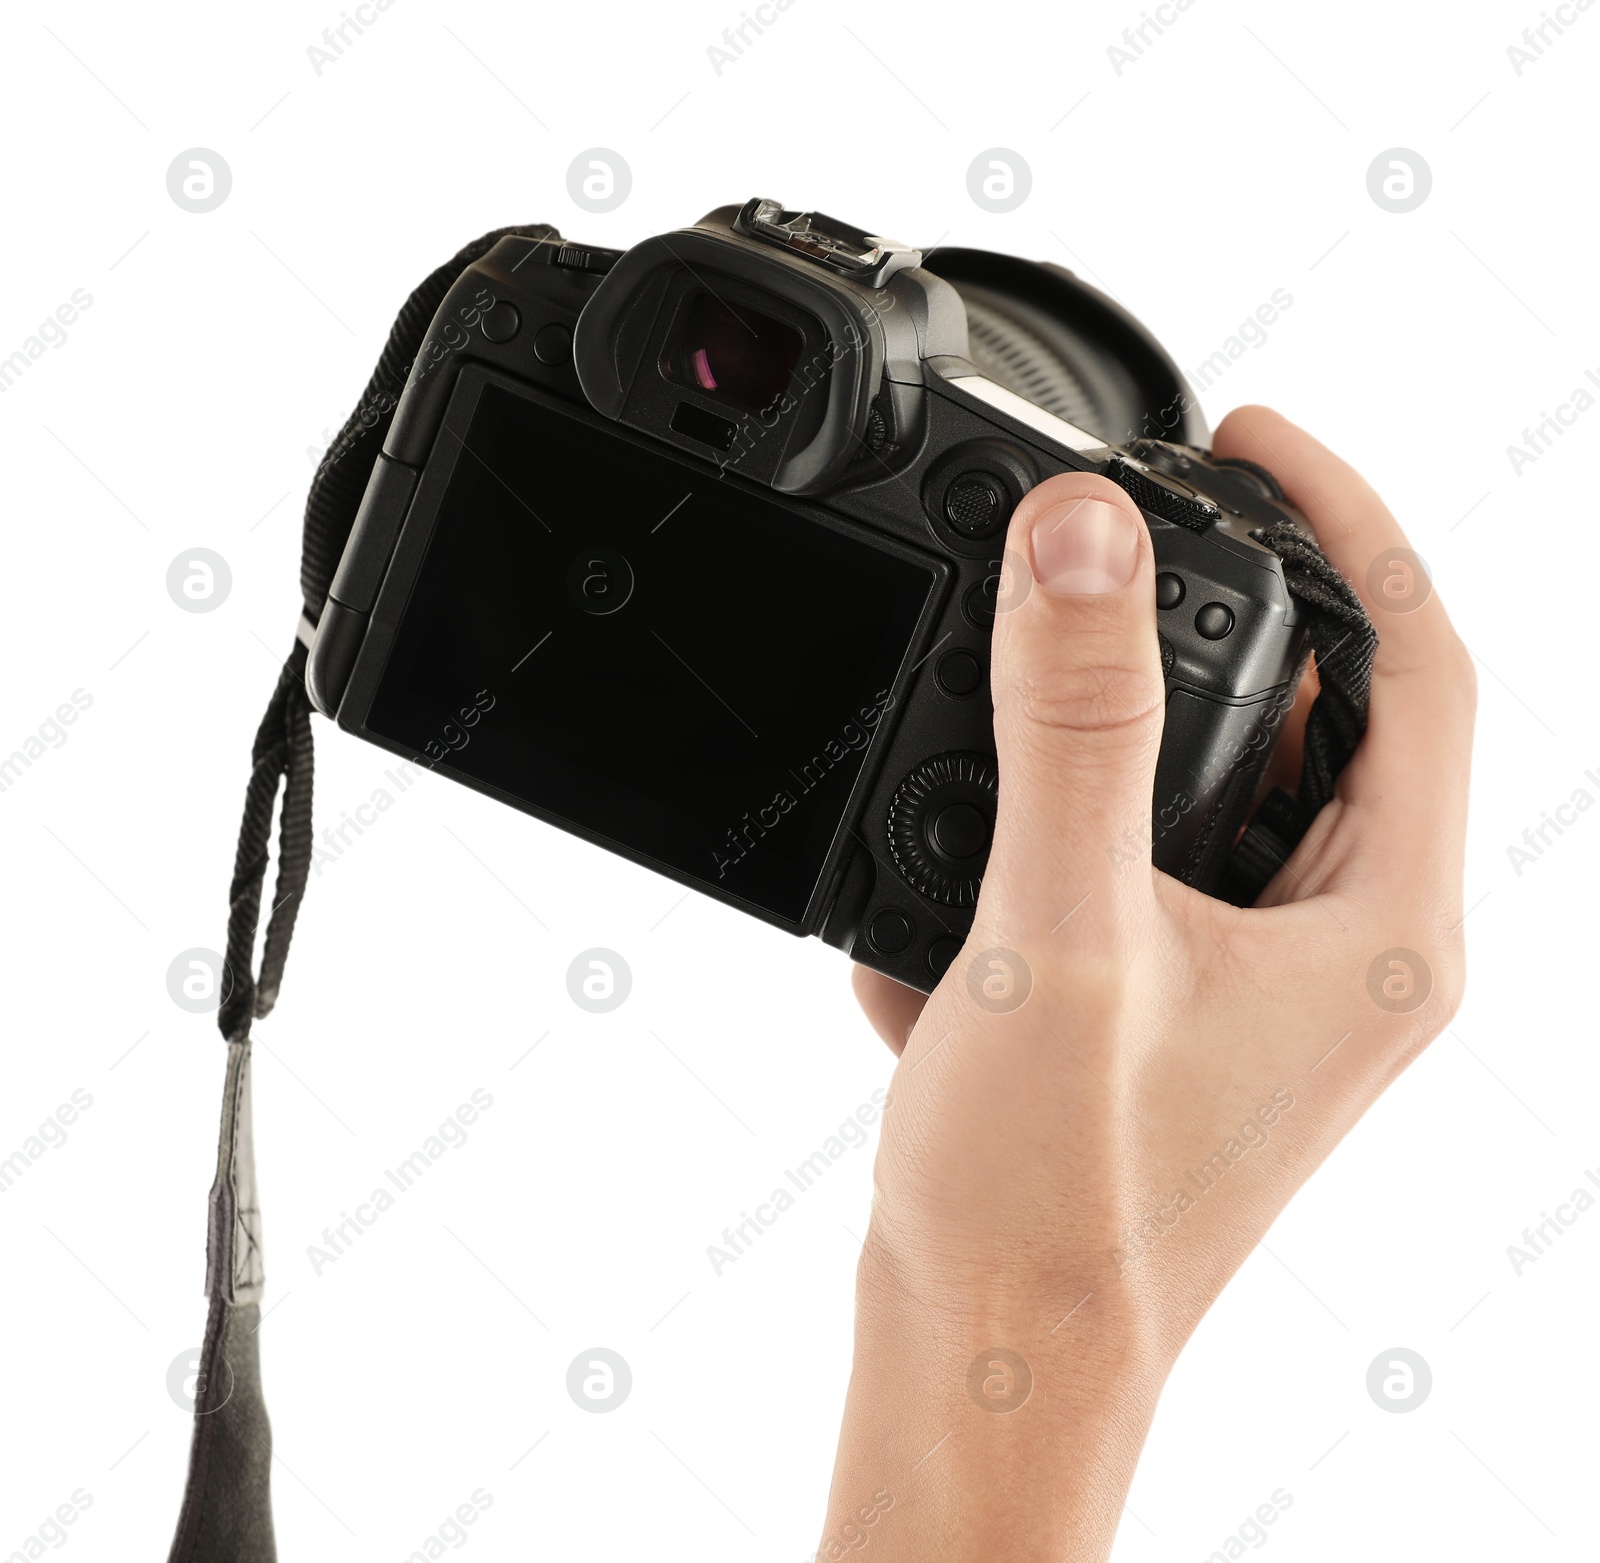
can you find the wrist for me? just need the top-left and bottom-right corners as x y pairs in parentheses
(817, 1224), (1172, 1563)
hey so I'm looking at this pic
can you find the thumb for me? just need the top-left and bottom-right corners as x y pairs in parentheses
(985, 472), (1164, 920)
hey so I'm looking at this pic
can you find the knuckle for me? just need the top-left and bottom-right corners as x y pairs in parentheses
(1002, 661), (1163, 740)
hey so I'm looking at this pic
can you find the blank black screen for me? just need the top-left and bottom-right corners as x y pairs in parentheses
(367, 380), (936, 923)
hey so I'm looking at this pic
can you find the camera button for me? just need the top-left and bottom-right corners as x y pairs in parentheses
(932, 802), (989, 861)
(944, 473), (1008, 539)
(887, 751), (998, 906)
(1156, 572), (1186, 610)
(936, 648), (983, 697)
(1195, 602), (1235, 640)
(534, 322), (572, 364)
(963, 578), (998, 631)
(480, 302), (521, 343)
(867, 909), (913, 956)
(927, 936), (963, 979)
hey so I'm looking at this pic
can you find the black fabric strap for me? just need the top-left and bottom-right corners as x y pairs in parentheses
(167, 660), (307, 1563)
(168, 229), (1373, 1558)
(168, 225), (554, 1563)
(1222, 515), (1379, 904)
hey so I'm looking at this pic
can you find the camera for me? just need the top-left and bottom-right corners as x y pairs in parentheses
(306, 199), (1311, 992)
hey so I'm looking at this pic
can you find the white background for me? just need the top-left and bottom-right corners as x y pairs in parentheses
(1, 0), (1595, 1558)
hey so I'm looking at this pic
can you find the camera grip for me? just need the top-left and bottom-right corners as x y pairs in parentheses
(1149, 681), (1298, 895)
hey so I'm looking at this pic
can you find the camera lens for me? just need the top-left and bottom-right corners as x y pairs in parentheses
(668, 291), (804, 415)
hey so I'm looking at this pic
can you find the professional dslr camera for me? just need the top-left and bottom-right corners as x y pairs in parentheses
(307, 199), (1316, 992)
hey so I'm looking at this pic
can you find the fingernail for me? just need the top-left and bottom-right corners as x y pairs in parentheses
(1030, 498), (1139, 596)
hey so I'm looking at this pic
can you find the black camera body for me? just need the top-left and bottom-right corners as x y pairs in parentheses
(307, 200), (1309, 992)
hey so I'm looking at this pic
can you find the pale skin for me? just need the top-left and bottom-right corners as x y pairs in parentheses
(818, 406), (1476, 1561)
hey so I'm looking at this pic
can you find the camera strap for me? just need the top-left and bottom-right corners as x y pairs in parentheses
(165, 228), (1372, 1560)
(166, 224), (554, 1563)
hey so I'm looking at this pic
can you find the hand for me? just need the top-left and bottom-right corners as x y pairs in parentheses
(819, 406), (1475, 1562)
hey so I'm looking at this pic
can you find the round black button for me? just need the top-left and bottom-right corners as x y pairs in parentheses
(867, 909), (912, 955)
(480, 302), (520, 344)
(927, 936), (963, 979)
(1156, 572), (1186, 610)
(533, 322), (572, 364)
(931, 802), (988, 861)
(963, 577), (999, 631)
(936, 648), (983, 697)
(1195, 602), (1235, 639)
(943, 473), (1008, 539)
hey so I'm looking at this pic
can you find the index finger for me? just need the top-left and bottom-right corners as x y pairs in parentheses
(1211, 406), (1475, 901)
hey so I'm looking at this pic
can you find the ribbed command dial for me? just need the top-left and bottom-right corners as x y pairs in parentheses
(887, 752), (1000, 906)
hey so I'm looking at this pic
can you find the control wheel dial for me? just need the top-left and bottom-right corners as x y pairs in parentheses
(887, 751), (999, 907)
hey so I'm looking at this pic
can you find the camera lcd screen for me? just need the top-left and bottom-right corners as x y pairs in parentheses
(365, 378), (938, 925)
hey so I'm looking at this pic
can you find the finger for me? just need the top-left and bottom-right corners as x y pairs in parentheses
(1212, 407), (1476, 895)
(984, 472), (1164, 929)
(851, 964), (925, 1056)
